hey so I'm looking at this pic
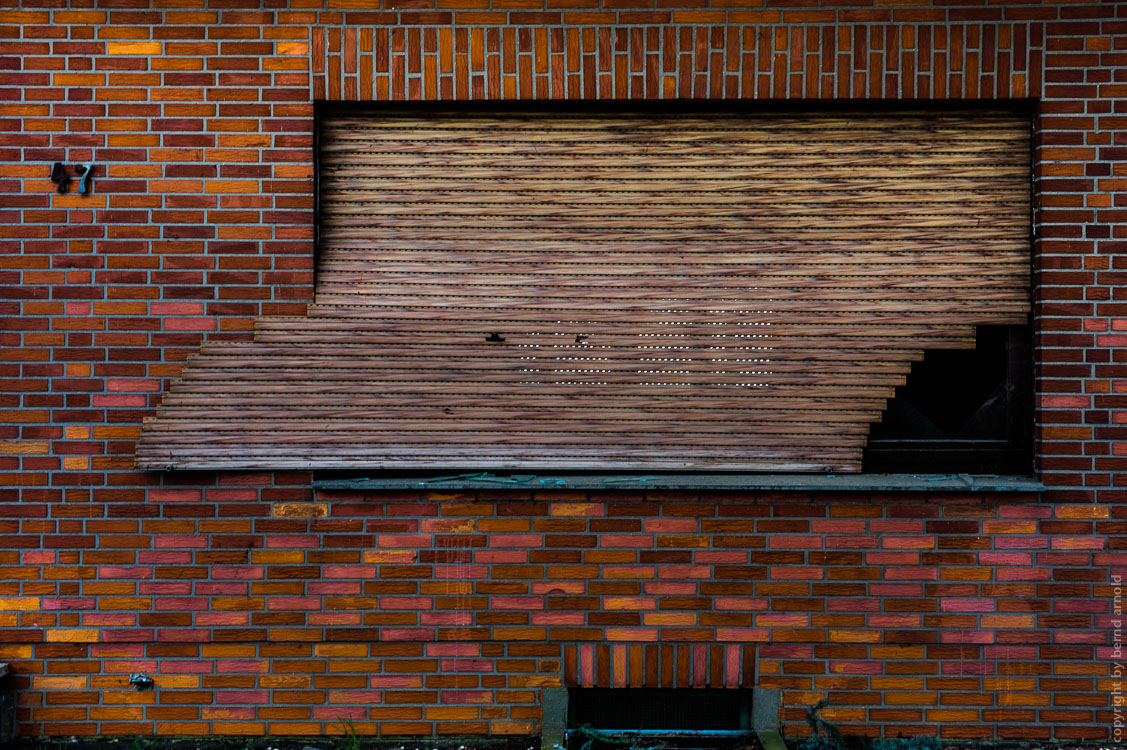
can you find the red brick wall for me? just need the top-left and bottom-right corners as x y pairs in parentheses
(1, 0), (1124, 741)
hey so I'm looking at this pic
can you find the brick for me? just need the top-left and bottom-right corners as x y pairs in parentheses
(106, 42), (162, 56)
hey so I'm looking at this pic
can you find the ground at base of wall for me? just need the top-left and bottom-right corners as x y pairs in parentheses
(11, 738), (538, 750)
(6, 737), (1119, 750)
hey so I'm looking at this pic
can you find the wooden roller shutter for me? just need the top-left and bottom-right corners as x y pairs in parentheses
(137, 108), (1031, 472)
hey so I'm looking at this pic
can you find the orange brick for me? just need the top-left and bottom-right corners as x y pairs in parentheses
(156, 722), (211, 735)
(926, 709), (981, 722)
(34, 676), (89, 690)
(550, 503), (604, 517)
(45, 629), (99, 643)
(1055, 505), (1109, 519)
(107, 42), (162, 55)
(871, 677), (926, 689)
(997, 692), (1050, 706)
(828, 629), (880, 643)
(0, 597), (40, 611)
(91, 707), (144, 721)
(0, 441), (48, 455)
(273, 503), (328, 518)
(885, 692), (939, 705)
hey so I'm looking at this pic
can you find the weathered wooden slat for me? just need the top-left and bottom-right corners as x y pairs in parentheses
(249, 329), (979, 350)
(319, 152), (1030, 169)
(295, 308), (1026, 327)
(323, 192), (1030, 209)
(151, 396), (885, 417)
(135, 456), (859, 472)
(183, 354), (910, 375)
(140, 431), (864, 449)
(319, 234), (1028, 251)
(138, 108), (1031, 472)
(311, 289), (1030, 307)
(322, 138), (1027, 154)
(176, 367), (907, 389)
(165, 379), (898, 399)
(320, 207), (1030, 225)
(321, 222), (1028, 238)
(319, 140), (1028, 157)
(318, 177), (1028, 194)
(320, 209), (1030, 228)
(141, 417), (874, 435)
(252, 317), (988, 343)
(315, 276), (1030, 293)
(137, 443), (863, 460)
(191, 342), (929, 364)
(317, 253), (1031, 271)
(323, 200), (1029, 218)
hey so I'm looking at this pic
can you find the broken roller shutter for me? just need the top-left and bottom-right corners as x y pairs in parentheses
(137, 108), (1031, 472)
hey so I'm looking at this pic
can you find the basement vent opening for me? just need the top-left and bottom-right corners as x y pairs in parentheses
(566, 688), (755, 749)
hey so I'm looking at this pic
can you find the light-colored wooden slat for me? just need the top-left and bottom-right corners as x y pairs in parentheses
(137, 443), (863, 460)
(317, 252), (1030, 269)
(320, 209), (1029, 226)
(322, 193), (1030, 209)
(317, 165), (1027, 182)
(141, 418), (873, 435)
(164, 380), (898, 399)
(134, 455), (860, 472)
(191, 342), (929, 365)
(318, 177), (1028, 194)
(183, 354), (910, 375)
(311, 289), (1029, 306)
(176, 368), (907, 389)
(140, 431), (864, 449)
(150, 397), (885, 418)
(319, 234), (1029, 250)
(319, 153), (1030, 169)
(295, 309), (1027, 328)
(320, 209), (1029, 227)
(314, 276), (1030, 293)
(249, 329), (979, 350)
(253, 317), (988, 342)
(319, 140), (1028, 157)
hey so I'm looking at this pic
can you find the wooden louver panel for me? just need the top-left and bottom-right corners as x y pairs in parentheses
(137, 109), (1031, 472)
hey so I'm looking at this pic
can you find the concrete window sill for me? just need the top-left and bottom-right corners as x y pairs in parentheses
(314, 473), (1044, 493)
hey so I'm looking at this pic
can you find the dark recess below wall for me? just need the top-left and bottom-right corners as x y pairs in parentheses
(10, 737), (539, 750)
(6, 737), (1118, 750)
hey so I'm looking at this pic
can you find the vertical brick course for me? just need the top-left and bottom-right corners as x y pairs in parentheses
(2, 0), (1124, 742)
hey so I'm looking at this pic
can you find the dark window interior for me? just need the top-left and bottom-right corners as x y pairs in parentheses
(862, 325), (1033, 474)
(567, 688), (752, 731)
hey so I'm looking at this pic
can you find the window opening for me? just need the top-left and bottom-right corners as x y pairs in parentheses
(568, 687), (750, 731)
(862, 324), (1032, 474)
